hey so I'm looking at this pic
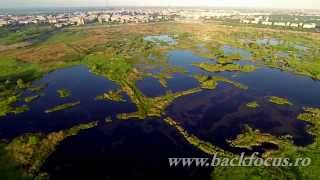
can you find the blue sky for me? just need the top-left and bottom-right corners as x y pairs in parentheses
(0, 0), (319, 9)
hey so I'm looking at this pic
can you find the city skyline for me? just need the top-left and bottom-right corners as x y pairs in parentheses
(0, 0), (320, 10)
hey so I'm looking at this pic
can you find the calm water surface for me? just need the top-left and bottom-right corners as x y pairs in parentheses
(1, 48), (320, 178)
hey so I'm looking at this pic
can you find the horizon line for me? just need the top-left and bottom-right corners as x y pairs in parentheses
(0, 5), (320, 11)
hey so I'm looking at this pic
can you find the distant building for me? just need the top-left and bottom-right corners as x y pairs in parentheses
(78, 17), (85, 25)
(18, 20), (31, 25)
(290, 23), (299, 27)
(110, 14), (121, 22)
(54, 23), (63, 28)
(240, 19), (250, 24)
(70, 16), (85, 26)
(98, 14), (111, 23)
(0, 20), (7, 27)
(84, 15), (97, 23)
(274, 22), (286, 26)
(262, 21), (272, 26)
(47, 17), (57, 24)
(303, 23), (317, 29)
(36, 16), (46, 22)
(251, 20), (259, 24)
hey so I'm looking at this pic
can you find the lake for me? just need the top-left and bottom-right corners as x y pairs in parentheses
(1, 48), (320, 179)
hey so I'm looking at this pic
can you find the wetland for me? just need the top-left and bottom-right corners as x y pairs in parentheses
(0, 22), (320, 179)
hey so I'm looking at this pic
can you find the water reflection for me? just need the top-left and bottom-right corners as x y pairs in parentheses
(144, 35), (177, 45)
(43, 120), (212, 179)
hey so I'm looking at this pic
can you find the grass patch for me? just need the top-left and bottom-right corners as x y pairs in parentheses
(194, 62), (256, 73)
(95, 89), (124, 102)
(2, 121), (97, 178)
(268, 96), (292, 106)
(24, 95), (40, 103)
(194, 75), (248, 90)
(0, 58), (41, 84)
(246, 101), (260, 108)
(57, 89), (71, 98)
(216, 54), (242, 64)
(0, 95), (29, 117)
(0, 25), (52, 45)
(45, 101), (80, 113)
(164, 117), (233, 157)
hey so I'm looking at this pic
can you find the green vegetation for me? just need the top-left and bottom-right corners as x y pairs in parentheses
(0, 25), (52, 45)
(84, 53), (201, 120)
(297, 107), (320, 136)
(165, 113), (317, 180)
(45, 101), (80, 113)
(164, 117), (233, 157)
(245, 38), (320, 80)
(227, 125), (288, 150)
(43, 30), (88, 44)
(216, 54), (242, 64)
(0, 58), (41, 84)
(172, 23), (320, 80)
(151, 73), (172, 88)
(194, 75), (248, 90)
(164, 114), (316, 180)
(95, 89), (124, 102)
(28, 84), (47, 93)
(24, 95), (40, 103)
(147, 67), (184, 88)
(211, 166), (290, 180)
(83, 54), (134, 82)
(194, 75), (218, 89)
(117, 88), (201, 120)
(0, 121), (97, 179)
(194, 62), (256, 73)
(246, 101), (259, 108)
(200, 78), (218, 90)
(57, 89), (71, 98)
(0, 95), (29, 117)
(268, 96), (292, 106)
(212, 106), (320, 179)
(0, 58), (42, 117)
(0, 141), (30, 180)
(212, 126), (293, 179)
(293, 107), (320, 180)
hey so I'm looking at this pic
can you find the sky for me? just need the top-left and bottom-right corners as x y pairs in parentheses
(0, 0), (320, 9)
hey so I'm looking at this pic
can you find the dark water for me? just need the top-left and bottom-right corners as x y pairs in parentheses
(233, 67), (320, 107)
(167, 50), (212, 74)
(136, 77), (167, 97)
(0, 65), (137, 139)
(166, 84), (313, 150)
(136, 73), (199, 97)
(164, 50), (318, 148)
(1, 49), (320, 178)
(167, 50), (320, 107)
(43, 120), (211, 179)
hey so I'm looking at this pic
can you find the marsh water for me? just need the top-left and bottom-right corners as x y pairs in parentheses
(1, 48), (320, 178)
